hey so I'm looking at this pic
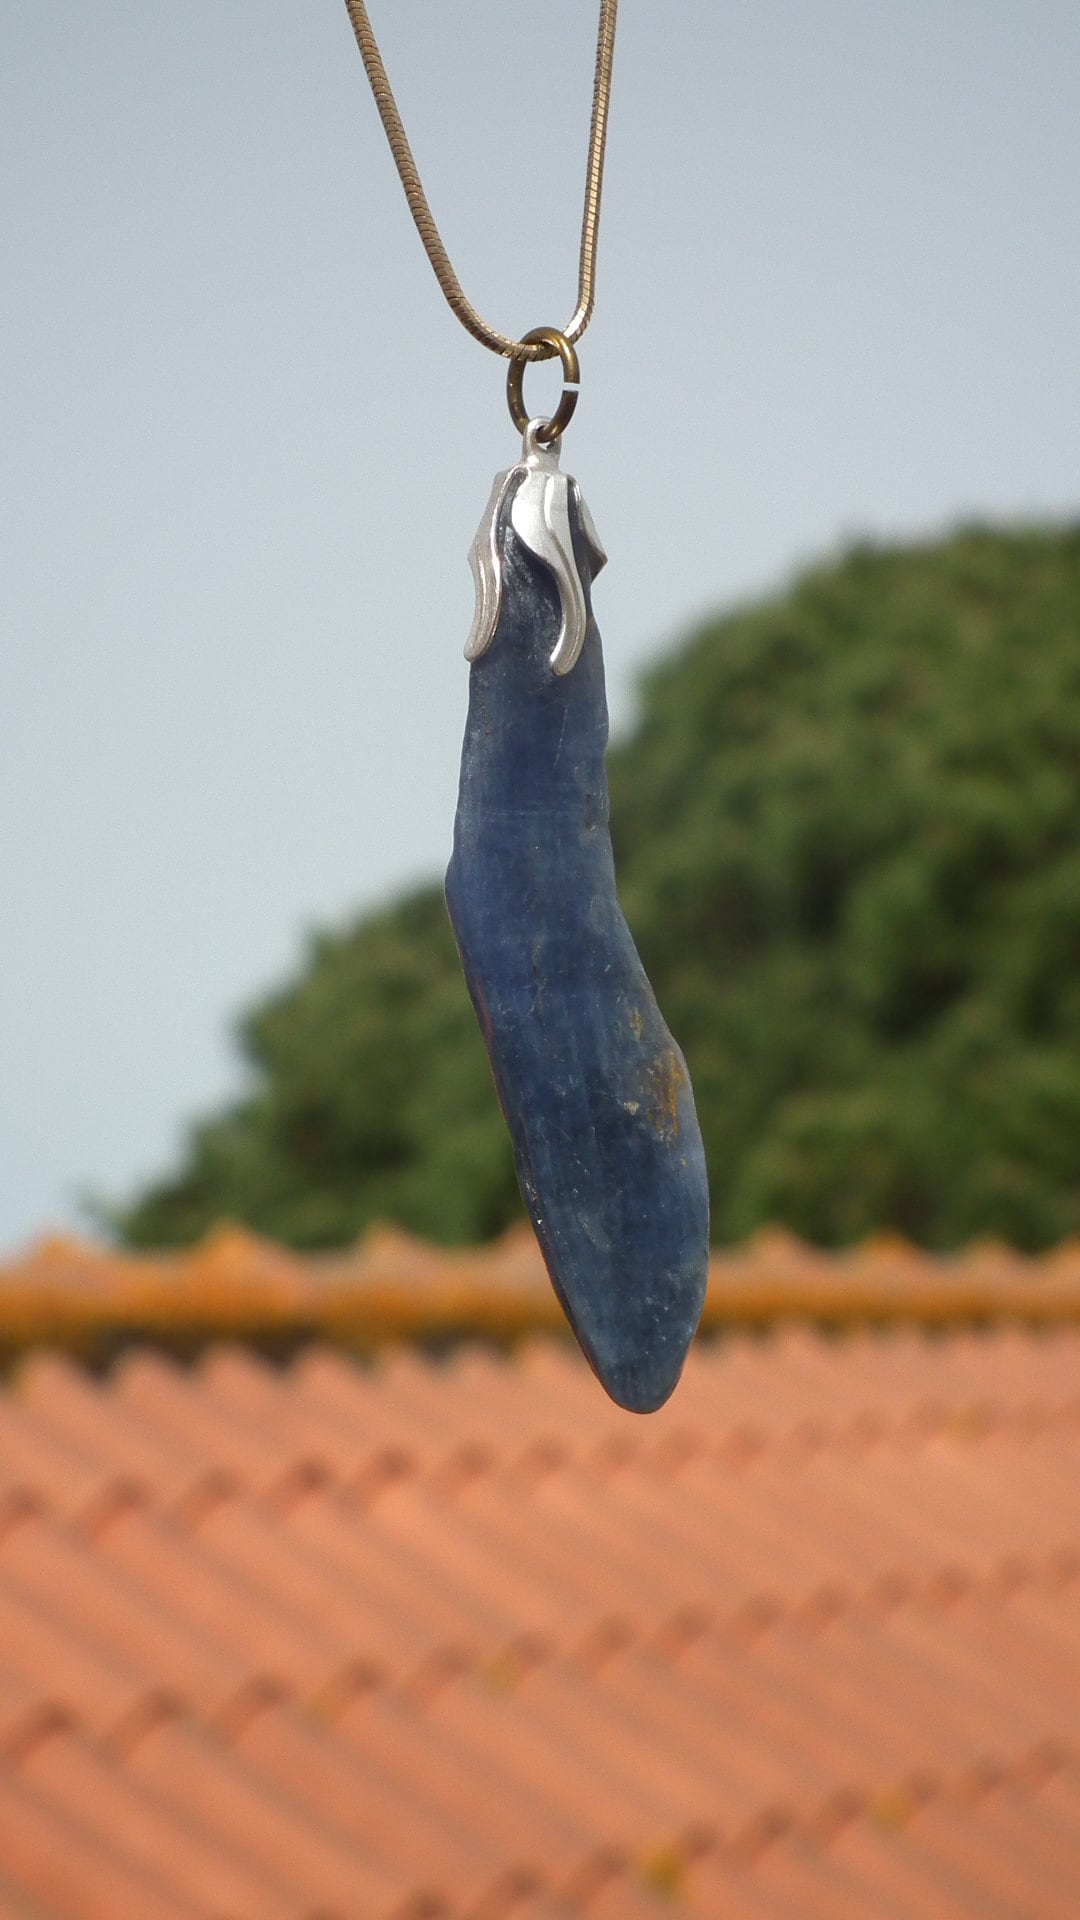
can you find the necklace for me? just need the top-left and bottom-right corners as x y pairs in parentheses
(345, 1), (709, 1411)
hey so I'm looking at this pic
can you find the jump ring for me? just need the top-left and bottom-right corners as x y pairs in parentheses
(506, 326), (580, 441)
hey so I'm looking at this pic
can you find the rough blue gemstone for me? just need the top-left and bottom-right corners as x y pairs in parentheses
(445, 500), (709, 1412)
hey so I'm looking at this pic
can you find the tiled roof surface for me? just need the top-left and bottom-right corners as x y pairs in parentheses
(0, 1326), (1077, 1917)
(2, 1224), (1079, 1358)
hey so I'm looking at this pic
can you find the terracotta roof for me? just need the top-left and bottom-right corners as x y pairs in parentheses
(1, 1225), (1079, 1360)
(0, 1326), (1077, 1917)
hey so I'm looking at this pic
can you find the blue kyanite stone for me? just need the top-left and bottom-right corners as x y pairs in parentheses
(445, 499), (709, 1412)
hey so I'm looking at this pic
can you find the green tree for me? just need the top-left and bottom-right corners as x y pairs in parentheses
(116, 523), (1080, 1251)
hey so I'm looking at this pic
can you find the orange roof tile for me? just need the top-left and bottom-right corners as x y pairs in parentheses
(0, 1326), (1077, 1917)
(4, 1226), (1080, 1361)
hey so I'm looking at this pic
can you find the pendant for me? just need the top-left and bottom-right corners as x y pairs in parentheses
(445, 421), (709, 1411)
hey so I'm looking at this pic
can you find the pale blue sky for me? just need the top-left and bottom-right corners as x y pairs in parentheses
(2, 1), (1079, 1252)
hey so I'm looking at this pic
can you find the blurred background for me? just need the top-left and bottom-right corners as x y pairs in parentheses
(2, 7), (1079, 1917)
(3, 0), (1080, 1254)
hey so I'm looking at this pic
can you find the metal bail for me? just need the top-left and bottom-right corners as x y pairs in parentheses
(506, 326), (580, 442)
(465, 420), (607, 675)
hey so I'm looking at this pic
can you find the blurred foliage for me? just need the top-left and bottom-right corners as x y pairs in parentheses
(116, 524), (1080, 1251)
